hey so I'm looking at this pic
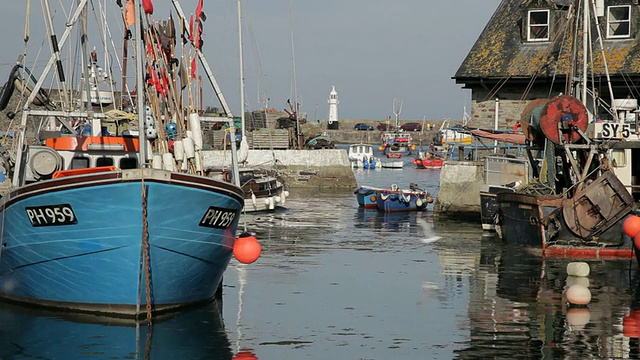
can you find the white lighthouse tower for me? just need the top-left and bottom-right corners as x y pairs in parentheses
(327, 85), (339, 130)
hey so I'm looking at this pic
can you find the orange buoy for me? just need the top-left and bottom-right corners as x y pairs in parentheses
(233, 233), (261, 264)
(634, 233), (640, 250)
(565, 284), (591, 306)
(624, 215), (640, 238)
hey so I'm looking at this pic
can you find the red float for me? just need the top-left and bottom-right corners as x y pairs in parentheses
(624, 215), (640, 238)
(233, 233), (261, 264)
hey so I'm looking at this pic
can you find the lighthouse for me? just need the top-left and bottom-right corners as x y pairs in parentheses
(327, 85), (339, 130)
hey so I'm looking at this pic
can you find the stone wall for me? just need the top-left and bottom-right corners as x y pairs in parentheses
(202, 149), (357, 189)
(469, 87), (554, 130)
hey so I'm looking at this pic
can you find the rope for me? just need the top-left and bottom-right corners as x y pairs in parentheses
(136, 175), (153, 326)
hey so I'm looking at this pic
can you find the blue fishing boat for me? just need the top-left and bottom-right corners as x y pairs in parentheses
(376, 184), (433, 212)
(354, 185), (383, 209)
(0, 0), (253, 317)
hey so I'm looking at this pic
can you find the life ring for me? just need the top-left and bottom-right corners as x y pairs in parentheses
(369, 195), (376, 202)
(391, 184), (398, 191)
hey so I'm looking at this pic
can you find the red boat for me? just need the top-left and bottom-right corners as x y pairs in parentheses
(414, 157), (444, 169)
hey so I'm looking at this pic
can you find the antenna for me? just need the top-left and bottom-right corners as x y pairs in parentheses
(393, 98), (403, 129)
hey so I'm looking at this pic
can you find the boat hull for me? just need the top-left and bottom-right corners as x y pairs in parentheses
(354, 186), (379, 209)
(415, 158), (444, 169)
(0, 169), (244, 316)
(242, 186), (287, 212)
(376, 190), (429, 212)
(496, 171), (636, 259)
(480, 186), (515, 231)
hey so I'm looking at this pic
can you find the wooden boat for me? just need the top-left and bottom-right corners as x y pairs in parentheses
(354, 185), (383, 209)
(233, 168), (288, 212)
(376, 184), (433, 212)
(0, 0), (252, 318)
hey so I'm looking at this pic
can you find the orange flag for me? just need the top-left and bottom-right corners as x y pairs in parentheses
(142, 0), (154, 15)
(125, 0), (135, 27)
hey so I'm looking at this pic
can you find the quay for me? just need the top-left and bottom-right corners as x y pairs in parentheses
(203, 149), (357, 188)
(202, 126), (441, 189)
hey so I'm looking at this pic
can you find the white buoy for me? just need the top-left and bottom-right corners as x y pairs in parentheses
(238, 138), (249, 163)
(181, 150), (188, 171)
(251, 192), (257, 207)
(566, 275), (590, 288)
(567, 262), (590, 277)
(264, 198), (270, 206)
(146, 140), (153, 162)
(183, 137), (195, 159)
(281, 191), (286, 206)
(188, 113), (203, 150)
(269, 197), (275, 210)
(195, 151), (203, 172)
(275, 195), (281, 204)
(566, 284), (591, 306)
(174, 139), (185, 161)
(152, 154), (163, 170)
(162, 152), (176, 171)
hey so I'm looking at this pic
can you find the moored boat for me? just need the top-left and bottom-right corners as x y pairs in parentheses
(348, 143), (379, 169)
(354, 185), (382, 209)
(376, 183), (433, 212)
(495, 95), (638, 259)
(0, 0), (255, 318)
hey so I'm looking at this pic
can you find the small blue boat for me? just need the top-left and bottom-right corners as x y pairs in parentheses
(376, 184), (433, 212)
(354, 185), (383, 209)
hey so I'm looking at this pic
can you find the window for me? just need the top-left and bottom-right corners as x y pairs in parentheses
(71, 157), (90, 169)
(96, 157), (114, 167)
(611, 149), (626, 167)
(120, 157), (137, 169)
(528, 10), (549, 42)
(607, 5), (631, 39)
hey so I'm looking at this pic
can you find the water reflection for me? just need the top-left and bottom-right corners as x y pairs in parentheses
(0, 301), (237, 359)
(456, 239), (639, 359)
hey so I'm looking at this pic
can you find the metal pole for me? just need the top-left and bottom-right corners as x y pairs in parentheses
(134, 0), (147, 165)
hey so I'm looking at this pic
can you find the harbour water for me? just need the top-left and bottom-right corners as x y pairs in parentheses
(2, 153), (640, 359)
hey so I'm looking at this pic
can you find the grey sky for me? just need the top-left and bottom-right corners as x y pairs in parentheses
(0, 1), (501, 121)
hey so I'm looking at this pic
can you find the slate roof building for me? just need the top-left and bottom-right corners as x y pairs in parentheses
(454, 0), (640, 129)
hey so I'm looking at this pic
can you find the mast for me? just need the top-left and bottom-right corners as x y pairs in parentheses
(238, 0), (246, 139)
(134, 0), (147, 164)
(170, 0), (233, 117)
(289, 0), (301, 148)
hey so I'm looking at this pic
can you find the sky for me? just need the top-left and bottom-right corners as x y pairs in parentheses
(0, 0), (501, 121)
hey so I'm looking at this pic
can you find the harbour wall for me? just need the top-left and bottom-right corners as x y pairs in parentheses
(433, 161), (483, 221)
(202, 149), (357, 189)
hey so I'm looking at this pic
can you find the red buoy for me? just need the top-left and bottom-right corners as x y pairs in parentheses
(624, 215), (640, 238)
(634, 233), (640, 251)
(233, 233), (261, 264)
(233, 350), (258, 360)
